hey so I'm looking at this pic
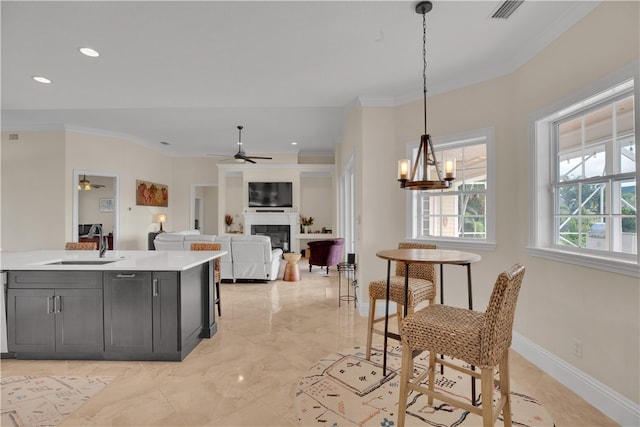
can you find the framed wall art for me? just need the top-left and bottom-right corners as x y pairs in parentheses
(99, 198), (115, 212)
(136, 180), (169, 207)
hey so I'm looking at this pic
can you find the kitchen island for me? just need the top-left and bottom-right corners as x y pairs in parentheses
(1, 250), (225, 361)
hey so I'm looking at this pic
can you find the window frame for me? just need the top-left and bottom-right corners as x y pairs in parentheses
(405, 127), (496, 251)
(529, 62), (639, 277)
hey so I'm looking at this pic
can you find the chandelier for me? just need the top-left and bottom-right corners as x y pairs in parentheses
(398, 1), (455, 190)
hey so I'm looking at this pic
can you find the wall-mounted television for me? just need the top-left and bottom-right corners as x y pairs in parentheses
(248, 182), (293, 208)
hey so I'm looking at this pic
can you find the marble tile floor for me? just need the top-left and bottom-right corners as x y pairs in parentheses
(1, 260), (618, 426)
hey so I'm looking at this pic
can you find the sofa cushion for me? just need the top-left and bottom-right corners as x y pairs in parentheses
(184, 234), (215, 242)
(157, 233), (186, 242)
(231, 235), (273, 261)
(154, 232), (187, 250)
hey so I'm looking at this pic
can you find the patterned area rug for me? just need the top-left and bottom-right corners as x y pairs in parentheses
(1, 376), (113, 427)
(295, 346), (555, 427)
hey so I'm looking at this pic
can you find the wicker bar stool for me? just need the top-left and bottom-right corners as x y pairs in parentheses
(190, 242), (222, 316)
(365, 242), (437, 360)
(397, 263), (526, 427)
(65, 241), (97, 250)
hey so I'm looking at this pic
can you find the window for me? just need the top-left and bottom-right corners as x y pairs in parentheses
(531, 65), (638, 276)
(408, 128), (496, 248)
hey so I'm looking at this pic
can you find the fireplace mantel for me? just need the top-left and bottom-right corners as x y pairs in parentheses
(243, 212), (300, 252)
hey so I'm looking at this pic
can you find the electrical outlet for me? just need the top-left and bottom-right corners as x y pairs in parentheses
(573, 337), (583, 359)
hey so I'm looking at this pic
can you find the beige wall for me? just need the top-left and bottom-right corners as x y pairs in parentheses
(65, 131), (173, 250)
(171, 157), (219, 232)
(509, 0), (639, 403)
(338, 104), (363, 266)
(300, 176), (333, 232)
(1, 131), (66, 250)
(202, 186), (218, 234)
(341, 0), (639, 406)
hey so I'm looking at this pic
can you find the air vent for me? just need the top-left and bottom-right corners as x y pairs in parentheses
(490, 0), (524, 19)
(8, 133), (19, 141)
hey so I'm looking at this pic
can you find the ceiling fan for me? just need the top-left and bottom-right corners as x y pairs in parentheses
(78, 174), (105, 191)
(209, 125), (272, 164)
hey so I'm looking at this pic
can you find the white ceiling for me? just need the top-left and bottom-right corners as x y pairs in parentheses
(1, 1), (599, 158)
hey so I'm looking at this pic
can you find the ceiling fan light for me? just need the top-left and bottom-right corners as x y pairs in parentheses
(32, 76), (52, 84)
(78, 47), (100, 57)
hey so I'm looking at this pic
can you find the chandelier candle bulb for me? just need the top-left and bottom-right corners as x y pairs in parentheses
(398, 159), (410, 181)
(445, 159), (455, 180)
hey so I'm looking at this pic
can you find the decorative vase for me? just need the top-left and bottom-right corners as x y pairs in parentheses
(226, 225), (231, 233)
(304, 225), (309, 234)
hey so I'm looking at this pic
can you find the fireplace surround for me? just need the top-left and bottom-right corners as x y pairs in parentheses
(243, 212), (300, 252)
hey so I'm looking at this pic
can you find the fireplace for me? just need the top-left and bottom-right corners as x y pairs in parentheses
(243, 212), (300, 252)
(252, 225), (290, 252)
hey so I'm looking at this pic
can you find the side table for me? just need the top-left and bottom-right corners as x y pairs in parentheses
(283, 253), (302, 282)
(148, 231), (162, 250)
(337, 262), (357, 307)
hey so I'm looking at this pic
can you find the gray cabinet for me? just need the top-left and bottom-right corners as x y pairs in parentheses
(8, 289), (55, 352)
(152, 272), (179, 354)
(6, 265), (209, 361)
(7, 272), (104, 354)
(103, 271), (178, 355)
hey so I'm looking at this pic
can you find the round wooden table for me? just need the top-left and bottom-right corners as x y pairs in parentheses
(283, 252), (302, 282)
(376, 248), (481, 399)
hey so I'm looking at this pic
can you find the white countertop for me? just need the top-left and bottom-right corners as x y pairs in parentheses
(0, 250), (226, 272)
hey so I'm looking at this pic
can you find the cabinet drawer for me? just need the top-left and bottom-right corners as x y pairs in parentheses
(8, 271), (102, 289)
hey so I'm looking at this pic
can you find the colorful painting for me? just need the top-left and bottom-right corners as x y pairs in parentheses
(136, 180), (168, 207)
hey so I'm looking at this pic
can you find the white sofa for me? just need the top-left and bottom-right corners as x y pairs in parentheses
(154, 231), (282, 281)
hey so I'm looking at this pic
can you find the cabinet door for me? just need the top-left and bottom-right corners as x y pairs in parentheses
(104, 272), (152, 353)
(7, 289), (55, 352)
(55, 289), (104, 353)
(152, 272), (179, 354)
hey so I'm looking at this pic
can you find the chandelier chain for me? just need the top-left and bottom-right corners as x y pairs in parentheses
(422, 9), (428, 136)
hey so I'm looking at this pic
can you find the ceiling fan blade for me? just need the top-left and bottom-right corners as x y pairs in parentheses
(245, 156), (272, 160)
(244, 158), (256, 164)
(207, 153), (234, 158)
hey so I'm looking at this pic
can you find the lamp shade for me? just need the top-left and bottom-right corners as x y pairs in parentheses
(154, 214), (167, 231)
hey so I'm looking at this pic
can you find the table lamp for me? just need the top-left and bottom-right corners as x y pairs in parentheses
(154, 214), (167, 232)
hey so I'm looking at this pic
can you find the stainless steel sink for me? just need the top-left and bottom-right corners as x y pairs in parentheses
(47, 260), (119, 265)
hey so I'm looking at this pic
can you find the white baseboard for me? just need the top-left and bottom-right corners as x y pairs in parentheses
(512, 332), (640, 427)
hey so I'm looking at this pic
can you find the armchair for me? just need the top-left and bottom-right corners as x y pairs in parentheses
(308, 238), (344, 273)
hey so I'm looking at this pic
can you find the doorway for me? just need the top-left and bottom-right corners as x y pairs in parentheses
(72, 170), (119, 248)
(190, 184), (218, 234)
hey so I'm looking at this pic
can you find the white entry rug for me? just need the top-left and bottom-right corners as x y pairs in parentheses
(1, 376), (113, 427)
(295, 346), (555, 427)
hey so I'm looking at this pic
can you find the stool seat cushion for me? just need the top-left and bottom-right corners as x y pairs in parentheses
(402, 304), (486, 366)
(368, 277), (435, 308)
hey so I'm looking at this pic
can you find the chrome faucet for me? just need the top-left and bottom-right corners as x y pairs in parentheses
(88, 224), (108, 258)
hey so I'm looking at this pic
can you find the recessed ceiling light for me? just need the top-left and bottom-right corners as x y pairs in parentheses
(32, 76), (52, 84)
(291, 141), (298, 145)
(79, 47), (100, 57)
